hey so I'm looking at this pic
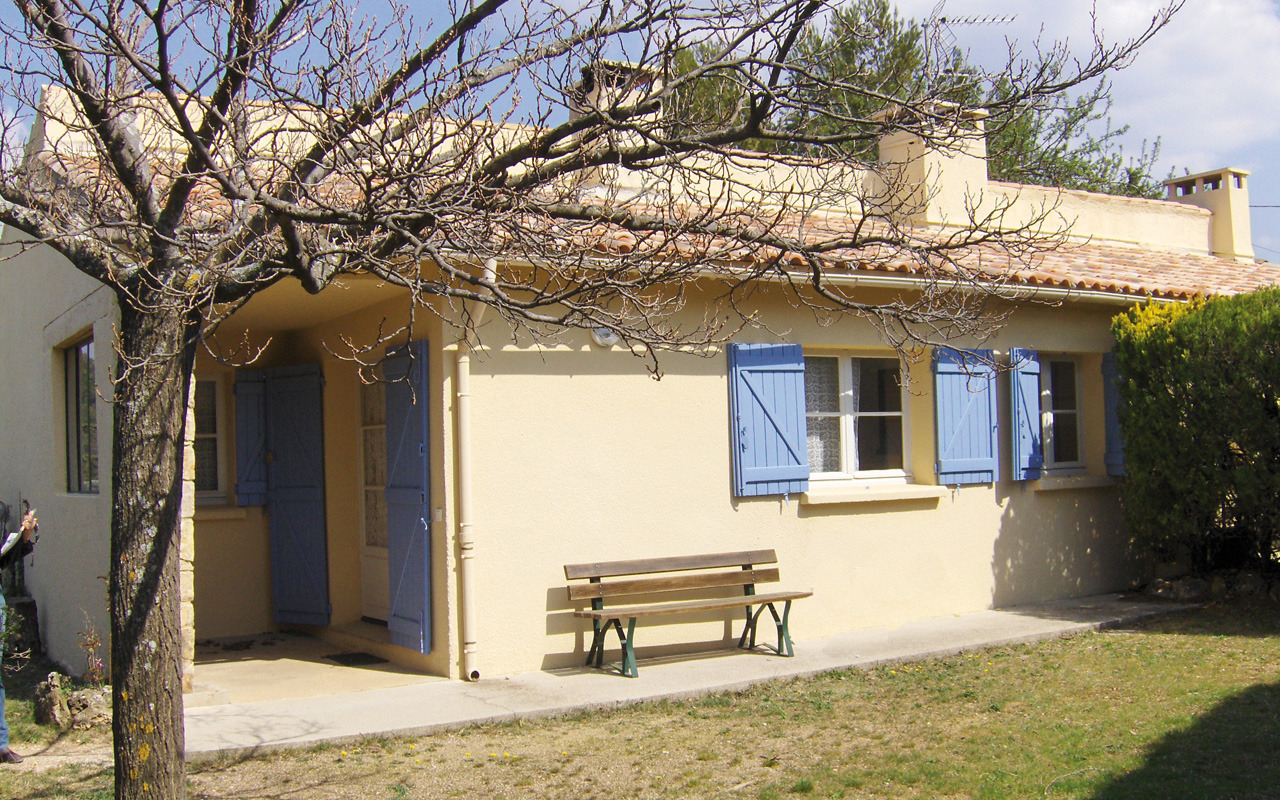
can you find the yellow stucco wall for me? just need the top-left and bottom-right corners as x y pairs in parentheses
(0, 229), (1146, 685)
(191, 504), (273, 639)
(989, 182), (1213, 254)
(456, 287), (1138, 677)
(0, 243), (1147, 683)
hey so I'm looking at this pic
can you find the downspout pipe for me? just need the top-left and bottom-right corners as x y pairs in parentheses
(457, 259), (495, 682)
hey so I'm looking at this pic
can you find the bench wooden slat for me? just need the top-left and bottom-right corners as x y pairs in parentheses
(567, 567), (781, 601)
(564, 549), (777, 580)
(567, 549), (810, 675)
(573, 590), (813, 620)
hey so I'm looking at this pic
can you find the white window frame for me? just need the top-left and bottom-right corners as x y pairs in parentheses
(1041, 356), (1085, 473)
(805, 353), (912, 484)
(193, 374), (229, 503)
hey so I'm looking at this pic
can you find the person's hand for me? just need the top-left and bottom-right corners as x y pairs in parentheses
(20, 509), (37, 541)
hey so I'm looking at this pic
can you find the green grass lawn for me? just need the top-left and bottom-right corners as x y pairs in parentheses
(5, 600), (1280, 799)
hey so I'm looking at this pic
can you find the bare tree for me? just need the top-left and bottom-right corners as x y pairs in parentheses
(0, 0), (1177, 797)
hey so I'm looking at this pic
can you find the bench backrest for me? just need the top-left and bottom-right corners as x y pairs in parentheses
(565, 549), (780, 602)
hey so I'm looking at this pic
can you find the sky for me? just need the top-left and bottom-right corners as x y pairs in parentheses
(3, 1), (1274, 256)
(893, 0), (1280, 260)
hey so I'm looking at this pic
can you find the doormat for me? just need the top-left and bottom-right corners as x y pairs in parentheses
(325, 651), (389, 667)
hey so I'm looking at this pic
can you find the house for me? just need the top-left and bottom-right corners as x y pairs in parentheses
(1, 84), (1276, 689)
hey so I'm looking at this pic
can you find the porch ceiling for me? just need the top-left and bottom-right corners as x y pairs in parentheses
(221, 273), (400, 333)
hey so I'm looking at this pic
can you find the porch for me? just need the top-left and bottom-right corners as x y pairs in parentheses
(182, 593), (1187, 759)
(188, 625), (446, 708)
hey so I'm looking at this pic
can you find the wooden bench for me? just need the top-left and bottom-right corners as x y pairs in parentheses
(564, 549), (812, 677)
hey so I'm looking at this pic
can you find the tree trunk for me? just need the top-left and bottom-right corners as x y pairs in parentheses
(110, 298), (199, 800)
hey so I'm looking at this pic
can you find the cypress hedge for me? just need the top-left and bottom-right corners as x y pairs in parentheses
(1112, 289), (1280, 573)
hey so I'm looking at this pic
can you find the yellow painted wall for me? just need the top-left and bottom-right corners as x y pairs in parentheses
(191, 506), (273, 637)
(458, 286), (1139, 677)
(0, 233), (1144, 683)
(986, 182), (1213, 253)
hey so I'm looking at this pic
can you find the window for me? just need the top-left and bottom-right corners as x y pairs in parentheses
(193, 376), (228, 500)
(65, 336), (98, 493)
(805, 355), (906, 479)
(1042, 358), (1083, 469)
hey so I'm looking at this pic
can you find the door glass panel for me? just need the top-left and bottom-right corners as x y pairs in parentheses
(363, 427), (386, 487)
(360, 379), (386, 426)
(364, 489), (388, 548)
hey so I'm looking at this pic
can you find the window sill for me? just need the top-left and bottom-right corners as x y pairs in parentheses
(801, 483), (948, 505)
(193, 505), (247, 521)
(1029, 474), (1117, 492)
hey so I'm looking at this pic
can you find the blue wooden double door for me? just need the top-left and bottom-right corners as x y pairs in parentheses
(236, 340), (433, 655)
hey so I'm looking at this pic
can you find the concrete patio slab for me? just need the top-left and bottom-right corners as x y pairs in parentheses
(183, 593), (1189, 760)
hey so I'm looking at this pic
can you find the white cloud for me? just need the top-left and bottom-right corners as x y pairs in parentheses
(1103, 1), (1280, 163)
(892, 1), (1280, 249)
(895, 1), (1280, 166)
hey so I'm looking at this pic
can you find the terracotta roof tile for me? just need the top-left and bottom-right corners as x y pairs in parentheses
(29, 150), (1279, 301)
(588, 214), (1280, 301)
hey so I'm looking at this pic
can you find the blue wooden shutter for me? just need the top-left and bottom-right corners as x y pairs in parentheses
(728, 343), (809, 497)
(1010, 348), (1043, 481)
(933, 349), (999, 485)
(384, 340), (432, 654)
(1102, 351), (1125, 476)
(234, 370), (267, 506)
(265, 363), (330, 626)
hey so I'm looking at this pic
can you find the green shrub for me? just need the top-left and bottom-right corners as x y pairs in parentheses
(1112, 289), (1280, 572)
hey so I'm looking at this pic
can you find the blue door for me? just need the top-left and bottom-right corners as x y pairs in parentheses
(265, 364), (331, 626)
(384, 341), (432, 654)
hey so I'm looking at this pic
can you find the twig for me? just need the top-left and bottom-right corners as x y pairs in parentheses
(1045, 767), (1101, 795)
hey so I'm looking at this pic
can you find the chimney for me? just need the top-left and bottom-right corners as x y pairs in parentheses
(1164, 168), (1254, 262)
(568, 60), (661, 124)
(874, 103), (990, 227)
(566, 61), (664, 196)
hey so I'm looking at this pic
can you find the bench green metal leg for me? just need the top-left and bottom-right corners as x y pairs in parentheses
(587, 617), (639, 677)
(587, 620), (606, 668)
(739, 604), (764, 650)
(738, 604), (755, 650)
(618, 618), (638, 678)
(738, 600), (795, 657)
(770, 600), (794, 657)
(587, 590), (607, 668)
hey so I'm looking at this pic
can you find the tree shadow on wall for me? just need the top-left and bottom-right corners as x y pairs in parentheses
(991, 484), (1142, 608)
(1087, 680), (1280, 800)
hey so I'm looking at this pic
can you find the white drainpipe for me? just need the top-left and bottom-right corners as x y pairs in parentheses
(457, 259), (494, 682)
